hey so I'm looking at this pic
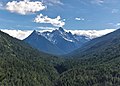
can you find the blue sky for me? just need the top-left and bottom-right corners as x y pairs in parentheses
(0, 0), (120, 30)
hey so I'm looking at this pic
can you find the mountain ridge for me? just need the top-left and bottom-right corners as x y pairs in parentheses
(24, 30), (65, 55)
(68, 28), (120, 59)
(0, 28), (120, 85)
(0, 30), (62, 86)
(24, 27), (90, 55)
(1, 29), (115, 40)
(55, 28), (120, 86)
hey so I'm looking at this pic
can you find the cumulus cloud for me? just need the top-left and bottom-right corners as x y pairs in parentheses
(91, 0), (104, 5)
(75, 17), (85, 21)
(5, 0), (46, 15)
(1, 28), (116, 40)
(34, 14), (65, 27)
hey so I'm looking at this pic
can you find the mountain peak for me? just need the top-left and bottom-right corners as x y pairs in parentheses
(59, 27), (65, 32)
(31, 30), (41, 36)
(32, 30), (37, 34)
(27, 30), (41, 38)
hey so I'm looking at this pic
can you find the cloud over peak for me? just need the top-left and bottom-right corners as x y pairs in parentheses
(6, 0), (46, 15)
(34, 14), (65, 27)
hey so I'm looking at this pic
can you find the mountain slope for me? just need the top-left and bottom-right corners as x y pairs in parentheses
(69, 28), (120, 59)
(0, 30), (61, 86)
(1, 29), (120, 86)
(41, 27), (90, 54)
(55, 29), (120, 86)
(24, 30), (65, 55)
(24, 27), (90, 55)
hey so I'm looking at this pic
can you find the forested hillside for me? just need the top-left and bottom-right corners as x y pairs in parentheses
(1, 0), (120, 85)
(0, 29), (120, 86)
(55, 29), (120, 86)
(0, 30), (62, 86)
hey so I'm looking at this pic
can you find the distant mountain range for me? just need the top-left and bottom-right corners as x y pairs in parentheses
(0, 28), (116, 55)
(24, 27), (90, 55)
(1, 28), (115, 40)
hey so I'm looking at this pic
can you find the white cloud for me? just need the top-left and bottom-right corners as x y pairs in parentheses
(34, 14), (65, 27)
(5, 0), (46, 15)
(91, 0), (104, 5)
(42, 0), (63, 6)
(112, 9), (119, 13)
(1, 29), (33, 40)
(1, 28), (116, 40)
(116, 23), (120, 27)
(37, 26), (57, 30)
(0, 2), (3, 7)
(108, 22), (120, 28)
(75, 17), (85, 21)
(0, 2), (4, 9)
(67, 29), (116, 39)
(116, 23), (120, 26)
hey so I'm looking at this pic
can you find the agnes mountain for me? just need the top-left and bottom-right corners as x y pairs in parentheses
(24, 27), (90, 55)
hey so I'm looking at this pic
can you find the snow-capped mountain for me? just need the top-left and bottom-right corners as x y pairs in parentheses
(24, 27), (91, 55)
(41, 27), (90, 53)
(24, 30), (65, 55)
(41, 27), (89, 44)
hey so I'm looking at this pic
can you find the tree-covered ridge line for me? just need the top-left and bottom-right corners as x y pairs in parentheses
(55, 28), (120, 86)
(0, 28), (120, 86)
(0, 30), (62, 86)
